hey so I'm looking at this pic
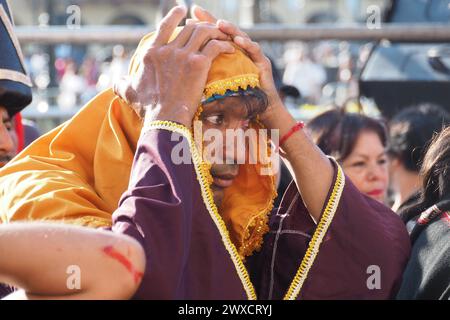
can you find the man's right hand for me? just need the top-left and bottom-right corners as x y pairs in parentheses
(114, 6), (235, 128)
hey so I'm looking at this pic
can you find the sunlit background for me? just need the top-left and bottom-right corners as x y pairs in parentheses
(8, 0), (450, 133)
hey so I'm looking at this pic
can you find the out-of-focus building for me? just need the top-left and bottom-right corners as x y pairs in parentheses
(8, 0), (390, 132)
(10, 0), (389, 27)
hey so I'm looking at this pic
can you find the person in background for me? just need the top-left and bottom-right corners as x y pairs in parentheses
(0, 108), (17, 167)
(0, 0), (32, 167)
(306, 108), (389, 203)
(396, 126), (450, 300)
(283, 44), (326, 104)
(0, 0), (33, 297)
(22, 119), (41, 148)
(388, 104), (450, 212)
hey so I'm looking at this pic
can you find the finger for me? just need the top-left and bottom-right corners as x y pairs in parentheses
(185, 18), (197, 25)
(153, 6), (187, 46)
(170, 23), (197, 47)
(113, 76), (135, 104)
(217, 20), (249, 39)
(191, 5), (217, 23)
(201, 40), (235, 61)
(185, 24), (229, 52)
(233, 36), (266, 64)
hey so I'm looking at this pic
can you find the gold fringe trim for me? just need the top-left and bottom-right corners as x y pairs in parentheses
(204, 74), (259, 100)
(239, 136), (277, 259)
(61, 216), (112, 229)
(284, 161), (345, 300)
(144, 120), (257, 300)
(239, 214), (270, 258)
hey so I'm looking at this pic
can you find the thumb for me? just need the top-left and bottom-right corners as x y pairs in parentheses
(113, 76), (134, 104)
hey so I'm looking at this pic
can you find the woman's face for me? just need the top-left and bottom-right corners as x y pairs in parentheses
(341, 130), (389, 203)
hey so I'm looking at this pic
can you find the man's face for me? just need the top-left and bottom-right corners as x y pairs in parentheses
(0, 106), (18, 167)
(200, 95), (260, 207)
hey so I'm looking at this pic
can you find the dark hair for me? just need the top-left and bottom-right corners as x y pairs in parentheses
(205, 87), (268, 119)
(233, 87), (269, 119)
(388, 103), (450, 173)
(420, 126), (450, 207)
(306, 109), (388, 162)
(399, 126), (450, 223)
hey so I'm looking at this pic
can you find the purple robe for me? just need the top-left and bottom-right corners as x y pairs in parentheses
(112, 128), (250, 299)
(112, 126), (411, 299)
(247, 163), (411, 299)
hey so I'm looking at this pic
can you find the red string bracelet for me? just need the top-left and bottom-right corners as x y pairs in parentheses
(277, 121), (305, 152)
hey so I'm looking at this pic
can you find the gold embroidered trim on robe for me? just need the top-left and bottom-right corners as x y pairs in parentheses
(284, 160), (345, 300)
(143, 120), (258, 300)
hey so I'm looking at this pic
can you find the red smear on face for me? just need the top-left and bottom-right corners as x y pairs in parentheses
(103, 246), (144, 284)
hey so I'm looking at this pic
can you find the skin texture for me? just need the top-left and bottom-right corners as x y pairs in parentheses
(0, 222), (145, 300)
(114, 6), (235, 127)
(341, 131), (389, 203)
(0, 106), (17, 167)
(201, 96), (256, 207)
(389, 157), (421, 212)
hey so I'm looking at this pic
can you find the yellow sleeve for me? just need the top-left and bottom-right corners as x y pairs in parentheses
(0, 89), (142, 228)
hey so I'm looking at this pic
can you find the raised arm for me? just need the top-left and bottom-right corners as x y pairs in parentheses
(0, 222), (145, 299)
(192, 6), (333, 222)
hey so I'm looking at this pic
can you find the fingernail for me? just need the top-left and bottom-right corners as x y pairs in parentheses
(175, 5), (187, 13)
(234, 36), (245, 44)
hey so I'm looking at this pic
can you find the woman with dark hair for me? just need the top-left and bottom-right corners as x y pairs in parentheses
(388, 103), (450, 212)
(396, 126), (450, 300)
(307, 108), (389, 203)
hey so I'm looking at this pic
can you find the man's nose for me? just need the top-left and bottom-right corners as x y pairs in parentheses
(223, 141), (246, 164)
(0, 125), (14, 155)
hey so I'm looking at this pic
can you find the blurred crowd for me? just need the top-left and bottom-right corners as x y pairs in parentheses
(24, 44), (132, 110)
(22, 39), (374, 117)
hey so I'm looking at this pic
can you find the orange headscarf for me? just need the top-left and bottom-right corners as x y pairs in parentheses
(0, 28), (276, 258)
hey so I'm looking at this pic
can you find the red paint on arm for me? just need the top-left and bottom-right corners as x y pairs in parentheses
(102, 246), (144, 284)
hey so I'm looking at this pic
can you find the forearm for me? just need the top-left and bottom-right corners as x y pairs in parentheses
(265, 103), (333, 222)
(0, 222), (145, 299)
